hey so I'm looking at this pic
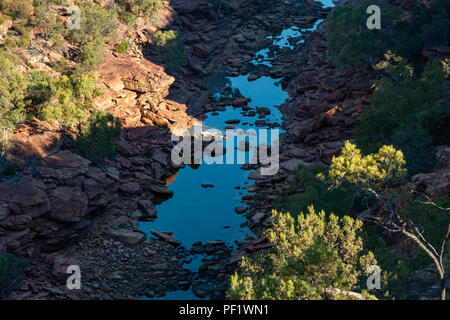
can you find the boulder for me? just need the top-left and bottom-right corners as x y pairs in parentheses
(251, 212), (267, 225)
(5, 120), (63, 167)
(234, 206), (248, 214)
(150, 229), (181, 246)
(105, 229), (146, 245)
(148, 184), (174, 198)
(138, 200), (157, 218)
(37, 150), (91, 180)
(118, 139), (140, 156)
(412, 168), (450, 198)
(0, 175), (50, 217)
(49, 187), (88, 223)
(280, 158), (311, 172)
(119, 181), (141, 194)
(0, 215), (32, 230)
(83, 178), (105, 200)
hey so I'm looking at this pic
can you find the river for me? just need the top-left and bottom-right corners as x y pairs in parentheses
(140, 1), (334, 300)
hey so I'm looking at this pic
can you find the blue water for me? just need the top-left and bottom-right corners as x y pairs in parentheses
(139, 76), (287, 300)
(139, 2), (335, 298)
(251, 16), (327, 66)
(139, 76), (287, 250)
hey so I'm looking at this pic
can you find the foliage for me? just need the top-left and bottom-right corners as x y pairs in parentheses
(326, 1), (402, 67)
(70, 3), (118, 70)
(227, 206), (377, 300)
(115, 0), (162, 20)
(0, 253), (28, 298)
(3, 162), (17, 175)
(0, 0), (34, 20)
(117, 41), (129, 53)
(153, 30), (178, 47)
(33, 0), (65, 40)
(274, 164), (363, 218)
(0, 50), (27, 131)
(329, 141), (407, 188)
(327, 0), (449, 67)
(31, 71), (97, 125)
(73, 110), (122, 165)
(153, 30), (186, 73)
(70, 3), (118, 45)
(328, 142), (450, 299)
(79, 38), (105, 71)
(354, 55), (449, 175)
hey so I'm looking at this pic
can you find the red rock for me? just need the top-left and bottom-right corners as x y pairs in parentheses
(5, 120), (63, 167)
(118, 139), (140, 156)
(138, 200), (157, 218)
(119, 182), (141, 194)
(0, 175), (50, 217)
(325, 93), (345, 102)
(37, 150), (91, 180)
(49, 187), (88, 223)
(82, 178), (105, 200)
(105, 229), (146, 245)
(0, 215), (32, 230)
(412, 168), (450, 197)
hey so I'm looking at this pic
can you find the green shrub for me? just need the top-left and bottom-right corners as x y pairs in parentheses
(0, 50), (27, 130)
(327, 0), (449, 68)
(153, 30), (186, 73)
(227, 207), (377, 300)
(117, 41), (129, 53)
(70, 3), (118, 70)
(274, 164), (363, 218)
(79, 39), (105, 71)
(30, 71), (97, 125)
(70, 3), (118, 45)
(33, 0), (64, 40)
(0, 0), (34, 20)
(327, 1), (402, 67)
(0, 253), (28, 298)
(73, 110), (122, 165)
(3, 162), (17, 175)
(354, 55), (449, 175)
(115, 0), (162, 20)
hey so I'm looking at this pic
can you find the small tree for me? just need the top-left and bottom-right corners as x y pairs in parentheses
(0, 254), (28, 298)
(328, 141), (450, 300)
(227, 206), (377, 300)
(73, 110), (122, 165)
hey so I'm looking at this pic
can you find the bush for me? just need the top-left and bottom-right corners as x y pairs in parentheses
(3, 162), (17, 175)
(0, 253), (28, 298)
(0, 0), (34, 20)
(227, 207), (377, 300)
(117, 41), (129, 53)
(153, 30), (186, 73)
(70, 3), (118, 70)
(0, 50), (27, 130)
(70, 3), (118, 45)
(79, 39), (105, 71)
(354, 55), (449, 175)
(33, 0), (63, 40)
(327, 0), (449, 68)
(32, 72), (97, 125)
(115, 0), (162, 19)
(73, 110), (122, 165)
(327, 1), (402, 67)
(273, 164), (363, 218)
